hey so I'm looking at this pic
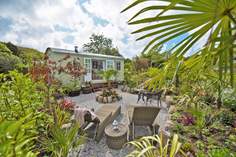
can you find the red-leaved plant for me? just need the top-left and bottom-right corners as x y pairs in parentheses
(30, 54), (85, 85)
(29, 53), (85, 125)
(59, 99), (75, 111)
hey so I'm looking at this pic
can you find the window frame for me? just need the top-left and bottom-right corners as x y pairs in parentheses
(106, 60), (114, 70)
(84, 58), (91, 73)
(116, 61), (121, 71)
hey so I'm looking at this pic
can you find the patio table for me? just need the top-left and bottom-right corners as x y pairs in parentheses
(105, 123), (127, 149)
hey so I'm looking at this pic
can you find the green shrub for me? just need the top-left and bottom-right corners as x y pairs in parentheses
(207, 148), (236, 157)
(6, 42), (20, 56)
(222, 88), (236, 111)
(0, 71), (45, 120)
(62, 79), (81, 92)
(218, 110), (235, 126)
(0, 44), (22, 73)
(195, 140), (205, 151)
(0, 114), (39, 157)
(42, 124), (84, 157)
(181, 142), (192, 152)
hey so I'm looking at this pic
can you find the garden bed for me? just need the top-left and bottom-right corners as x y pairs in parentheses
(169, 103), (236, 156)
(96, 89), (121, 103)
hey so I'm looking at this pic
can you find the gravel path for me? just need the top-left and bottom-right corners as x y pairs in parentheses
(68, 90), (169, 157)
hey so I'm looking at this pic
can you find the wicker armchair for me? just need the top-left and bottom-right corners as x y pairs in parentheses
(85, 104), (121, 142)
(128, 106), (160, 140)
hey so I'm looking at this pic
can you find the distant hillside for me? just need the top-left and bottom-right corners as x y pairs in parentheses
(0, 42), (43, 73)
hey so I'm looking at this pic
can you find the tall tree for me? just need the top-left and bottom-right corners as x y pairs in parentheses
(140, 46), (169, 68)
(83, 34), (121, 56)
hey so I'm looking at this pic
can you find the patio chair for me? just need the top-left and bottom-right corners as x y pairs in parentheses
(137, 90), (163, 107)
(146, 90), (163, 107)
(85, 104), (121, 142)
(128, 106), (160, 140)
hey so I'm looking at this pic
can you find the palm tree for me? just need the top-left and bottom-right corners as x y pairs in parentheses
(122, 0), (236, 105)
(99, 69), (118, 89)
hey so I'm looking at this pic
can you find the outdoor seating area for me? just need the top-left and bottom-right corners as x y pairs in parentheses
(68, 89), (169, 156)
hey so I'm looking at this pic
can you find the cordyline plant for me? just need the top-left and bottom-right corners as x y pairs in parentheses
(29, 54), (85, 125)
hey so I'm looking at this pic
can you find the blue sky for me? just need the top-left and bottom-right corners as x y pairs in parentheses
(0, 0), (193, 58)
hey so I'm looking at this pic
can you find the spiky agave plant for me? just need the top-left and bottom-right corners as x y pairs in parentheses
(126, 133), (186, 157)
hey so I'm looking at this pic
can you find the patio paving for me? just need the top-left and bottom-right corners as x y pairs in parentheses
(68, 90), (169, 157)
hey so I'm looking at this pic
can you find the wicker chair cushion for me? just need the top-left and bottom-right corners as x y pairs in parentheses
(132, 106), (160, 126)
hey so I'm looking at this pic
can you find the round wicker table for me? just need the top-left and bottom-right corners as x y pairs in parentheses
(105, 123), (127, 150)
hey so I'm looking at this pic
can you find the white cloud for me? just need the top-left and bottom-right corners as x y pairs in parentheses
(0, 0), (95, 53)
(0, 0), (178, 58)
(82, 0), (161, 57)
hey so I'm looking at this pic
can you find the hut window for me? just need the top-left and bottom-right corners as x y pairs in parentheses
(116, 61), (121, 71)
(106, 60), (114, 69)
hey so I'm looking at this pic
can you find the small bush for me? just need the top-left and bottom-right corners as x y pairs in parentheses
(197, 148), (236, 157)
(217, 110), (235, 126)
(0, 43), (22, 73)
(182, 142), (192, 152)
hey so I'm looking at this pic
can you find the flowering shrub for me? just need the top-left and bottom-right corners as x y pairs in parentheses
(59, 99), (75, 111)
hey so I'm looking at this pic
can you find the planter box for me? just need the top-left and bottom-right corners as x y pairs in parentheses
(96, 96), (121, 103)
(82, 87), (93, 94)
(68, 90), (80, 97)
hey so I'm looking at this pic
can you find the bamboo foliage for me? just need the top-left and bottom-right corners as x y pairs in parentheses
(122, 0), (236, 89)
